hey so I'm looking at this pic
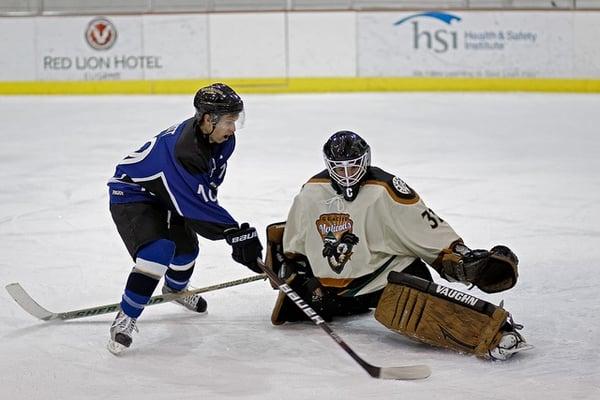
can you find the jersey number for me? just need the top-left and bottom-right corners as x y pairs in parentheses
(119, 124), (178, 166)
(421, 208), (444, 229)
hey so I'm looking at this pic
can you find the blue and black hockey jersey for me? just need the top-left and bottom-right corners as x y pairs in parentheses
(108, 117), (238, 240)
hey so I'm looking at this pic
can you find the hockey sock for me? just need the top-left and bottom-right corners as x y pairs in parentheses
(164, 251), (198, 291)
(121, 273), (156, 318)
(120, 239), (176, 318)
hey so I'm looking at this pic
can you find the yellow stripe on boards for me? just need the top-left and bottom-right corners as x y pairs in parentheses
(1, 77), (600, 95)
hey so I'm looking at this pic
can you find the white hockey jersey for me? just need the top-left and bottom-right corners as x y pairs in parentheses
(283, 167), (461, 297)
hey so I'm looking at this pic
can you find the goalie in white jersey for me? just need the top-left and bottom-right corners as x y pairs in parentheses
(265, 131), (532, 360)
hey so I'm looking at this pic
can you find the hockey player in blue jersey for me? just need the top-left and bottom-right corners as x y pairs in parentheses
(106, 83), (263, 354)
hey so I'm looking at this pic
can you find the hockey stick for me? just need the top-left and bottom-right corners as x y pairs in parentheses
(256, 258), (431, 380)
(5, 274), (265, 322)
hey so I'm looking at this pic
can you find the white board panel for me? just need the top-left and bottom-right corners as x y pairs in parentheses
(573, 13), (600, 78)
(288, 12), (356, 77)
(209, 13), (286, 78)
(0, 17), (36, 80)
(142, 14), (209, 80)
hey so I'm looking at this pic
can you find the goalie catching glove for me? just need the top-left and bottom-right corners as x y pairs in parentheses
(224, 223), (263, 273)
(437, 243), (519, 293)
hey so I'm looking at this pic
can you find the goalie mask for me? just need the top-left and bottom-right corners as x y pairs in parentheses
(323, 131), (371, 201)
(194, 83), (245, 131)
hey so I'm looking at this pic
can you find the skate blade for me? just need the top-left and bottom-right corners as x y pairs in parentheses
(173, 301), (208, 314)
(107, 339), (128, 355)
(505, 342), (534, 356)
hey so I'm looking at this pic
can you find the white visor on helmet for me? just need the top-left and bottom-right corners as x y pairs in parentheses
(324, 151), (370, 188)
(212, 110), (246, 131)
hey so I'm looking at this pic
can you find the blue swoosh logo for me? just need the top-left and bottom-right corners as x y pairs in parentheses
(393, 11), (461, 26)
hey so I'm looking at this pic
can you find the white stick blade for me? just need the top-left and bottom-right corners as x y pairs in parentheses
(379, 364), (431, 380)
(5, 283), (56, 321)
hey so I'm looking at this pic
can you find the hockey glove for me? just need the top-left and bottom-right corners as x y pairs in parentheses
(440, 244), (518, 293)
(224, 223), (263, 273)
(475, 245), (519, 293)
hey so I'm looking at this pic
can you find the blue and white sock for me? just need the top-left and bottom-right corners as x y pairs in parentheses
(164, 251), (198, 292)
(120, 239), (175, 318)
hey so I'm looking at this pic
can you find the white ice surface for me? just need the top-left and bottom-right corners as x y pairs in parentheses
(0, 93), (599, 399)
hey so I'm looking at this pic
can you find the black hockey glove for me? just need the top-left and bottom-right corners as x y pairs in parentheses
(475, 245), (519, 293)
(440, 244), (518, 293)
(224, 223), (263, 273)
(304, 279), (368, 321)
(277, 258), (309, 282)
(456, 248), (491, 283)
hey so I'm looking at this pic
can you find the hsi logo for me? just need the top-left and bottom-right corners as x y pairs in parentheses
(394, 11), (462, 53)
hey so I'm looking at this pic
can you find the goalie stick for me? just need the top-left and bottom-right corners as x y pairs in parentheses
(5, 274), (265, 322)
(255, 258), (431, 381)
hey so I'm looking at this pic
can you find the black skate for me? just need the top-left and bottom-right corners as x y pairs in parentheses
(162, 285), (207, 313)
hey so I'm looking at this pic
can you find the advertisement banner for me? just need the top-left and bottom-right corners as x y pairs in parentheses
(358, 11), (578, 78)
(2, 10), (600, 92)
(35, 15), (208, 81)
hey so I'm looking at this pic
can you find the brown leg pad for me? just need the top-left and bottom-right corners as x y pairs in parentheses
(265, 222), (286, 289)
(375, 274), (508, 358)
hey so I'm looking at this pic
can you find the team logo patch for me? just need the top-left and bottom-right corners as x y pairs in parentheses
(392, 176), (411, 195)
(85, 17), (117, 50)
(315, 213), (359, 274)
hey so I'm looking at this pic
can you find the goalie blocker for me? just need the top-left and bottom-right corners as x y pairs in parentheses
(375, 272), (531, 360)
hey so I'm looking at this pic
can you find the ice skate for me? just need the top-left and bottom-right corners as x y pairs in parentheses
(162, 285), (207, 313)
(107, 310), (139, 355)
(488, 318), (533, 361)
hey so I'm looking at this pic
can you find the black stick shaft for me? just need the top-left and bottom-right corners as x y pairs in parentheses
(256, 258), (381, 378)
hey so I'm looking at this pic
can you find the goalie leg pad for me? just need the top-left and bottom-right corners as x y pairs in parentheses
(374, 272), (508, 358)
(265, 222), (287, 290)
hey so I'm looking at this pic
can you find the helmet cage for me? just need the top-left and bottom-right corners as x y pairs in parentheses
(324, 150), (370, 189)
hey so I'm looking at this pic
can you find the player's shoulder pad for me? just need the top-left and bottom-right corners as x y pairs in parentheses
(364, 167), (419, 204)
(305, 170), (330, 185)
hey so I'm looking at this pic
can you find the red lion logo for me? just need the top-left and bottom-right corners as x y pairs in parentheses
(85, 17), (117, 50)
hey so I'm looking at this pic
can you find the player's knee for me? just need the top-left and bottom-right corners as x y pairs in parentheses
(170, 248), (199, 271)
(134, 239), (176, 277)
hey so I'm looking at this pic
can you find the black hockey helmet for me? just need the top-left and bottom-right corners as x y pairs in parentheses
(323, 131), (371, 201)
(194, 83), (244, 129)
